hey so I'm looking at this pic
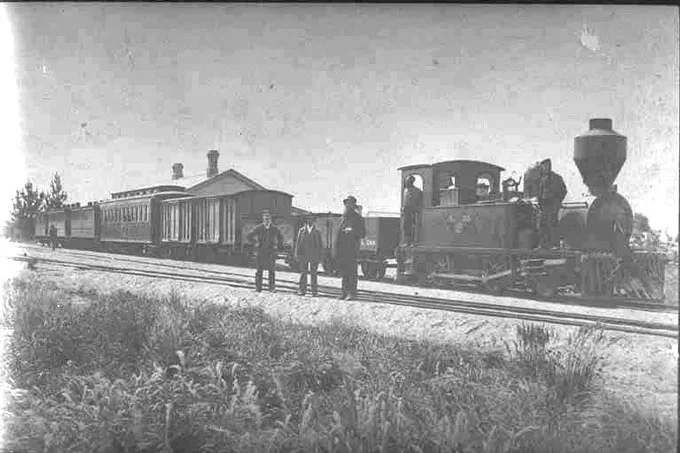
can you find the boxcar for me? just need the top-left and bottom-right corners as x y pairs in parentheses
(68, 203), (101, 249)
(192, 194), (238, 263)
(234, 189), (297, 266)
(99, 191), (186, 254)
(295, 212), (398, 279)
(48, 208), (70, 247)
(159, 195), (195, 259)
(359, 216), (401, 279)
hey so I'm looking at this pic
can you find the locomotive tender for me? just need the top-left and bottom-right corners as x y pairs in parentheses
(396, 118), (666, 300)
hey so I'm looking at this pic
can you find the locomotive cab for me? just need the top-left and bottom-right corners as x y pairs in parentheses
(397, 160), (507, 245)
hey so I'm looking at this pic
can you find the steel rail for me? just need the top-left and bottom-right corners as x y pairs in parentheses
(12, 243), (676, 313)
(10, 255), (678, 339)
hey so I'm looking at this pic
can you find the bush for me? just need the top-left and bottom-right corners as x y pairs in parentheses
(2, 277), (676, 453)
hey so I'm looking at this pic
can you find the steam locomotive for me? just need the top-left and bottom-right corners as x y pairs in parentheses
(395, 118), (667, 300)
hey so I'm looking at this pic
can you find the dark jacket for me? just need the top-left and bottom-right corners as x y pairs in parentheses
(246, 223), (284, 265)
(295, 226), (324, 263)
(49, 226), (57, 238)
(538, 172), (567, 207)
(333, 210), (366, 263)
(403, 186), (423, 213)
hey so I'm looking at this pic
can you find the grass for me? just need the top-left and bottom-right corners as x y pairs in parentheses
(665, 263), (679, 305)
(1, 277), (677, 453)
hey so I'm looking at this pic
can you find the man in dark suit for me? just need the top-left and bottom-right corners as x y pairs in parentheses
(295, 215), (324, 296)
(538, 158), (568, 249)
(246, 210), (284, 292)
(333, 195), (365, 301)
(401, 175), (423, 245)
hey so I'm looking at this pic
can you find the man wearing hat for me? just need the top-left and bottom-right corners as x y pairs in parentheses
(538, 158), (567, 249)
(246, 209), (284, 292)
(333, 195), (366, 300)
(294, 214), (324, 296)
(401, 175), (423, 245)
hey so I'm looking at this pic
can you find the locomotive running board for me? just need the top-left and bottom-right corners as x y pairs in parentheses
(430, 269), (514, 283)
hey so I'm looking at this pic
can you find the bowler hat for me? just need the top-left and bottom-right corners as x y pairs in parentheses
(343, 195), (357, 205)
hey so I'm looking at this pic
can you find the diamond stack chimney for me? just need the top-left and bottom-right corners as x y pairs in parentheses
(207, 150), (219, 178)
(172, 163), (184, 180)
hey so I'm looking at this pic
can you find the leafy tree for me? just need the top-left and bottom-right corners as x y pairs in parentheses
(10, 181), (46, 239)
(633, 213), (651, 233)
(46, 172), (68, 209)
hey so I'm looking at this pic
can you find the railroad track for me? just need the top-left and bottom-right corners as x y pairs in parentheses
(9, 253), (679, 339)
(15, 243), (676, 313)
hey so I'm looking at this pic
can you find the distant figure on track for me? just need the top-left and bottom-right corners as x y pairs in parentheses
(333, 195), (365, 301)
(49, 224), (57, 251)
(246, 210), (284, 292)
(295, 214), (324, 296)
(401, 175), (423, 245)
(538, 158), (567, 249)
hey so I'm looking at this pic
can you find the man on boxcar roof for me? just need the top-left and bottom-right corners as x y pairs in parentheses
(334, 195), (366, 301)
(538, 158), (567, 249)
(246, 209), (284, 292)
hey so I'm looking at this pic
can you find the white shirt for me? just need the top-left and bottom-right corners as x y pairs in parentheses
(306, 224), (313, 234)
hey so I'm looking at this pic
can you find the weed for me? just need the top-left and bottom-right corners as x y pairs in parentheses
(2, 277), (676, 453)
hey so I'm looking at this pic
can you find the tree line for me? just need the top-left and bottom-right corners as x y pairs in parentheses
(5, 173), (68, 240)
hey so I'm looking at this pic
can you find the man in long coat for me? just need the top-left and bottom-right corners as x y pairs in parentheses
(401, 175), (423, 245)
(538, 159), (567, 249)
(294, 215), (324, 296)
(333, 195), (366, 301)
(246, 210), (284, 292)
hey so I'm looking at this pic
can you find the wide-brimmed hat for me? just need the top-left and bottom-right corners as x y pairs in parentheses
(343, 195), (358, 205)
(540, 158), (551, 166)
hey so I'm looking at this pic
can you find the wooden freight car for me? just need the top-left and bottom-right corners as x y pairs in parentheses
(158, 189), (297, 265)
(298, 212), (399, 279)
(34, 211), (50, 246)
(67, 203), (101, 249)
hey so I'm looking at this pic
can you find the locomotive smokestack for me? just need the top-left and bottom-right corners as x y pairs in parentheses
(172, 163), (184, 180)
(207, 150), (219, 178)
(574, 118), (627, 197)
(589, 118), (613, 130)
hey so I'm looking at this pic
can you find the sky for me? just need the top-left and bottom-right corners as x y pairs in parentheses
(2, 3), (679, 235)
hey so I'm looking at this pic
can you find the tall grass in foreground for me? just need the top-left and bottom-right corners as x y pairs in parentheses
(2, 277), (677, 453)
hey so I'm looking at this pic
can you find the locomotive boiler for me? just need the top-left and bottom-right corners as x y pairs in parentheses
(396, 118), (666, 300)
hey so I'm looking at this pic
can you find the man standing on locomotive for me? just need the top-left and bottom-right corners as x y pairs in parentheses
(295, 215), (323, 296)
(538, 158), (567, 249)
(334, 195), (365, 301)
(246, 209), (284, 292)
(401, 175), (423, 245)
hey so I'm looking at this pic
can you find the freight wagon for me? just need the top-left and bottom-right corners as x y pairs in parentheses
(155, 189), (300, 265)
(296, 212), (400, 279)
